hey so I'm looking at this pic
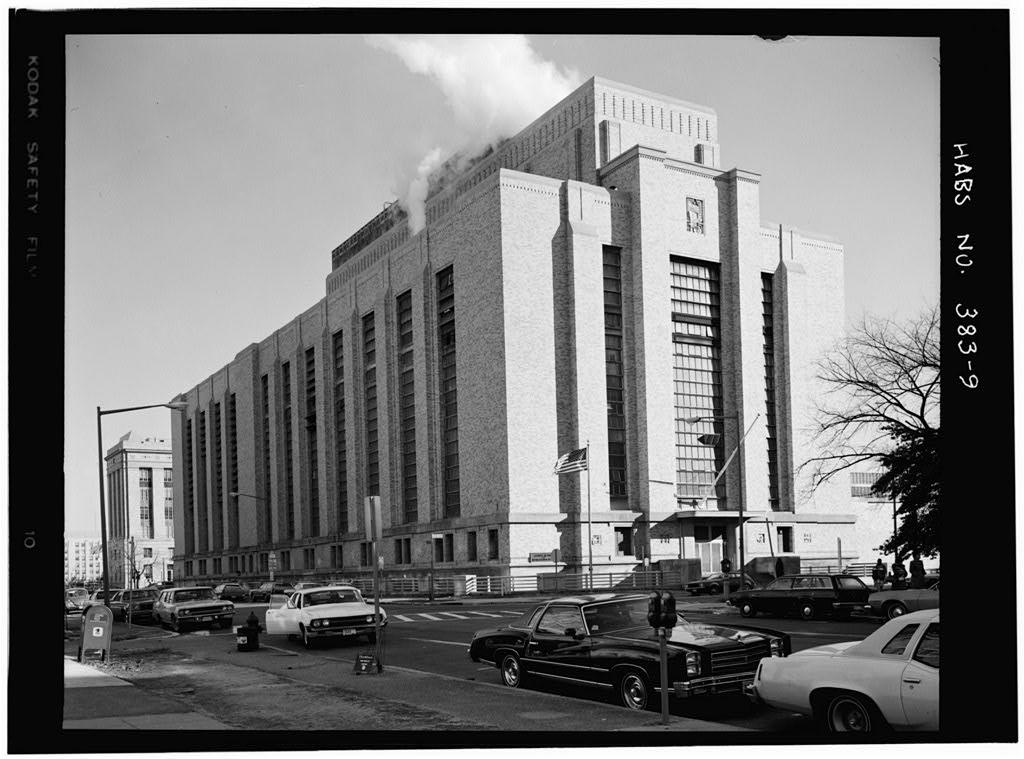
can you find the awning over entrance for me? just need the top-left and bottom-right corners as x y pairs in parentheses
(673, 509), (767, 520)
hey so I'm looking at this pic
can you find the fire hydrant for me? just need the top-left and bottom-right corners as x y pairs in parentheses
(236, 611), (262, 652)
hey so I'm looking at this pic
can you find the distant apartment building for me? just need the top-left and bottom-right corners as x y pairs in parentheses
(64, 537), (104, 584)
(172, 76), (888, 584)
(105, 432), (175, 586)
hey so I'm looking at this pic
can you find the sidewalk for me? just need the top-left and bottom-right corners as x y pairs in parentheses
(63, 656), (233, 729)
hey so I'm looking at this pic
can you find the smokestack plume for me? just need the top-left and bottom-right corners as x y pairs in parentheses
(366, 35), (580, 234)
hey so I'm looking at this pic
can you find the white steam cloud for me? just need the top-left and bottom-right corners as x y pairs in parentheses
(366, 35), (580, 234)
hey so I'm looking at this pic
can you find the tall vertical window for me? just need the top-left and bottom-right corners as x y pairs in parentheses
(332, 330), (348, 533)
(671, 258), (726, 506)
(397, 291), (418, 524)
(762, 274), (780, 510)
(282, 361), (295, 540)
(603, 246), (627, 497)
(197, 411), (208, 551)
(228, 394), (239, 547)
(139, 468), (153, 539)
(363, 312), (380, 496)
(260, 374), (272, 543)
(213, 402), (223, 548)
(305, 347), (319, 536)
(437, 266), (460, 517)
(163, 468), (174, 538)
(185, 419), (195, 553)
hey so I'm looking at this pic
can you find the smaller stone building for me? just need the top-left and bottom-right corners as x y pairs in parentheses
(105, 432), (176, 586)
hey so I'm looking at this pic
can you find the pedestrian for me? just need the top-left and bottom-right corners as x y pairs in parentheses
(872, 558), (887, 590)
(775, 556), (785, 579)
(909, 551), (926, 589)
(891, 556), (908, 590)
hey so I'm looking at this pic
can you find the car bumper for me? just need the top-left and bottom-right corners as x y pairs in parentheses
(744, 682), (764, 705)
(832, 602), (873, 613)
(672, 672), (755, 698)
(308, 623), (382, 638)
(178, 612), (234, 624)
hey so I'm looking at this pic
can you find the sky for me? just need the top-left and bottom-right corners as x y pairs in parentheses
(65, 33), (940, 536)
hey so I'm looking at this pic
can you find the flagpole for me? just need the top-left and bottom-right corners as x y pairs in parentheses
(586, 439), (592, 588)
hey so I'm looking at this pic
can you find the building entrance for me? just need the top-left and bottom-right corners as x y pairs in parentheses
(694, 525), (728, 575)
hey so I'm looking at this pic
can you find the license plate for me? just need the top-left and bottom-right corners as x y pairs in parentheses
(343, 628), (356, 635)
(236, 637), (247, 644)
(199, 616), (213, 622)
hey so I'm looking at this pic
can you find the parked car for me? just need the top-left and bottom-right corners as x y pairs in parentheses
(294, 581), (326, 591)
(748, 608), (939, 733)
(683, 572), (759, 596)
(729, 574), (872, 620)
(265, 585), (386, 649)
(108, 588), (159, 622)
(468, 593), (791, 710)
(250, 582), (296, 602)
(213, 582), (251, 602)
(80, 588), (123, 615)
(152, 586), (235, 632)
(65, 588), (90, 611)
(868, 582), (939, 620)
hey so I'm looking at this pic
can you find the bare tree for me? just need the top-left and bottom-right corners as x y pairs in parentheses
(803, 305), (939, 486)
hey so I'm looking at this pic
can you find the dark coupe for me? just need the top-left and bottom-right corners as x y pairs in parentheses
(729, 573), (872, 620)
(468, 593), (790, 711)
(683, 572), (759, 595)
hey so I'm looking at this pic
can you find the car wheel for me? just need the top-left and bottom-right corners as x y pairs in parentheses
(739, 601), (756, 618)
(171, 617), (180, 633)
(617, 670), (650, 711)
(800, 602), (815, 620)
(219, 618), (233, 629)
(300, 624), (315, 649)
(366, 632), (377, 645)
(884, 602), (908, 620)
(709, 584), (722, 595)
(499, 652), (523, 689)
(823, 692), (885, 733)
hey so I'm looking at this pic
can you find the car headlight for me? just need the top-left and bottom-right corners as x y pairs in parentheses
(769, 637), (783, 657)
(686, 651), (700, 676)
(180, 609), (191, 616)
(312, 620), (322, 628)
(366, 615), (374, 623)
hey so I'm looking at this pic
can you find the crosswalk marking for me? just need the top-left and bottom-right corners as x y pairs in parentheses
(385, 609), (530, 624)
(465, 611), (503, 618)
(497, 610), (522, 615)
(436, 612), (470, 620)
(418, 613), (444, 621)
(393, 614), (415, 622)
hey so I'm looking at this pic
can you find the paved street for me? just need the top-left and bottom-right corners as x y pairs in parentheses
(64, 596), (885, 732)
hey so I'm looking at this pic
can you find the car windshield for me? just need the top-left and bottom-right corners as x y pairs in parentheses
(582, 599), (655, 634)
(173, 589), (215, 602)
(704, 573), (723, 580)
(304, 589), (361, 606)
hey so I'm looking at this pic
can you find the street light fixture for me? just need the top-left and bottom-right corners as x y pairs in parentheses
(96, 400), (188, 606)
(683, 413), (761, 579)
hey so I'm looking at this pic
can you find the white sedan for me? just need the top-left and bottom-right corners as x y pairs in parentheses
(265, 585), (387, 649)
(748, 608), (938, 733)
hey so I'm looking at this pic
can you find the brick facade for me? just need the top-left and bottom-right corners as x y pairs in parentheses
(172, 76), (884, 584)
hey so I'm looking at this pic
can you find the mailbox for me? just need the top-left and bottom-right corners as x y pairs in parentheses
(79, 605), (113, 662)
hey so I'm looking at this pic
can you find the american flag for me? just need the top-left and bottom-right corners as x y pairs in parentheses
(553, 447), (588, 474)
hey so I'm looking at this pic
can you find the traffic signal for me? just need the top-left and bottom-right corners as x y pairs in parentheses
(647, 591), (662, 628)
(660, 591), (677, 628)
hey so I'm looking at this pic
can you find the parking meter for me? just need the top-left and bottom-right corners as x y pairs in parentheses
(79, 605), (114, 662)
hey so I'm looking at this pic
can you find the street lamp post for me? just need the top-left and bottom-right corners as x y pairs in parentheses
(683, 413), (761, 581)
(97, 401), (188, 606)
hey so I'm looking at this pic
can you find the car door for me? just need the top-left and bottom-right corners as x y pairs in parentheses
(755, 577), (793, 614)
(901, 622), (939, 729)
(266, 592), (302, 635)
(525, 605), (592, 680)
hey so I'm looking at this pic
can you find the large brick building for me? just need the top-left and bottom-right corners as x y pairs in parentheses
(171, 77), (873, 585)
